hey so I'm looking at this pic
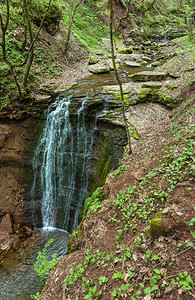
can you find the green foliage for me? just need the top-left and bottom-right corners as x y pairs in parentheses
(112, 164), (128, 178)
(174, 35), (195, 61)
(59, 0), (109, 52)
(83, 285), (102, 299)
(30, 292), (42, 300)
(112, 271), (124, 280)
(189, 206), (195, 226)
(34, 238), (59, 281)
(83, 188), (106, 217)
(98, 276), (109, 285)
(170, 271), (194, 290)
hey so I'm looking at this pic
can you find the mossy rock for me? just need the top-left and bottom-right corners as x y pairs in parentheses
(132, 71), (167, 82)
(88, 56), (99, 65)
(118, 47), (133, 54)
(67, 222), (84, 254)
(138, 87), (175, 107)
(144, 41), (152, 45)
(150, 212), (163, 237)
(88, 64), (110, 74)
(123, 61), (141, 68)
(151, 61), (160, 67)
(141, 83), (162, 89)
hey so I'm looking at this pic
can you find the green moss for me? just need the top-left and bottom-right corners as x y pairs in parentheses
(88, 56), (99, 65)
(141, 83), (162, 89)
(67, 221), (84, 254)
(168, 73), (180, 78)
(89, 134), (112, 192)
(138, 88), (175, 106)
(132, 126), (141, 140)
(99, 156), (111, 187)
(103, 89), (131, 103)
(150, 212), (163, 237)
(118, 47), (133, 54)
(65, 82), (77, 91)
(144, 41), (152, 45)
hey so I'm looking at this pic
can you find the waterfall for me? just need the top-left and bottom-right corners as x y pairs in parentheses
(31, 95), (95, 232)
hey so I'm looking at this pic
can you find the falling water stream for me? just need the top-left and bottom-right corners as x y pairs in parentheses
(31, 94), (96, 232)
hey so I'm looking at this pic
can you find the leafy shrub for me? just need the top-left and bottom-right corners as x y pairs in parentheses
(34, 238), (59, 281)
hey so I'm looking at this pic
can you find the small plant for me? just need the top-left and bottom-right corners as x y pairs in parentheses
(34, 238), (59, 281)
(112, 271), (124, 280)
(170, 271), (194, 290)
(30, 292), (41, 300)
(98, 276), (109, 285)
(112, 164), (128, 178)
(83, 285), (102, 299)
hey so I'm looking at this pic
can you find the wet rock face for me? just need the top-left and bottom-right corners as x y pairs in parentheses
(131, 71), (167, 81)
(0, 119), (42, 255)
(0, 214), (13, 234)
(0, 125), (12, 148)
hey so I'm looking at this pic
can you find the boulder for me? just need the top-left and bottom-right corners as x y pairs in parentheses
(152, 61), (160, 67)
(0, 234), (13, 251)
(88, 56), (99, 65)
(118, 46), (133, 54)
(142, 56), (152, 61)
(104, 59), (119, 70)
(88, 64), (110, 74)
(131, 71), (167, 81)
(102, 38), (114, 52)
(0, 214), (13, 234)
(123, 61), (141, 67)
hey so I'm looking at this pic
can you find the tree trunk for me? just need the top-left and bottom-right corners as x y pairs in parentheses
(108, 0), (132, 154)
(64, 0), (83, 52)
(0, 0), (23, 99)
(22, 0), (34, 88)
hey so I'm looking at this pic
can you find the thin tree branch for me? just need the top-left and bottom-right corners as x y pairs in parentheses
(109, 0), (132, 154)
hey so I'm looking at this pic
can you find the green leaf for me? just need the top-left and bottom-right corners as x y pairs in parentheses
(185, 242), (194, 247)
(144, 287), (152, 294)
(186, 275), (193, 284)
(139, 282), (145, 288)
(154, 269), (161, 274)
(152, 285), (159, 291)
(150, 277), (156, 286)
(181, 284), (192, 290)
(128, 270), (133, 278)
(190, 231), (195, 239)
(136, 236), (142, 245)
(189, 217), (195, 226)
(120, 284), (130, 291)
(135, 290), (141, 295)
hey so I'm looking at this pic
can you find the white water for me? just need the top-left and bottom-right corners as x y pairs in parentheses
(31, 95), (95, 232)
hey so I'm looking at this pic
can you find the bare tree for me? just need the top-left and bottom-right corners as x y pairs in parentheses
(64, 0), (84, 52)
(0, 0), (52, 99)
(0, 0), (23, 98)
(108, 0), (132, 154)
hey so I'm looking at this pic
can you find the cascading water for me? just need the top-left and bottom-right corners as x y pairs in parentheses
(31, 94), (95, 232)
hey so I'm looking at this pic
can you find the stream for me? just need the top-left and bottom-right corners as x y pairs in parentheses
(0, 55), (157, 299)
